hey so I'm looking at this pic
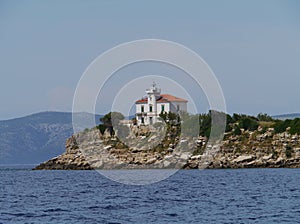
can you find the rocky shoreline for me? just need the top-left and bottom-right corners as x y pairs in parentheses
(33, 126), (300, 170)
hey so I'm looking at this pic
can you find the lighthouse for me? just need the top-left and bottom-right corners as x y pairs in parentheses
(135, 82), (188, 125)
(145, 82), (161, 124)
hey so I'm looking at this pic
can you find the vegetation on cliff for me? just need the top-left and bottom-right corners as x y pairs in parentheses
(34, 111), (300, 170)
(95, 111), (300, 156)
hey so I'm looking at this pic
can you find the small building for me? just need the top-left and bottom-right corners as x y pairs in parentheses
(135, 83), (188, 125)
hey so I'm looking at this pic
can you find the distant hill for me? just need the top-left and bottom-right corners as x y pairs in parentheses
(0, 112), (102, 165)
(272, 113), (300, 120)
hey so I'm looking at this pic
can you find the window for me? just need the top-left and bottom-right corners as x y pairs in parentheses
(141, 105), (144, 113)
(141, 117), (144, 124)
(177, 105), (180, 111)
(149, 117), (153, 125)
(149, 105), (153, 112)
(161, 105), (165, 112)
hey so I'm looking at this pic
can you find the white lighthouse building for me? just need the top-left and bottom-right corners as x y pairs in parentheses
(135, 83), (188, 125)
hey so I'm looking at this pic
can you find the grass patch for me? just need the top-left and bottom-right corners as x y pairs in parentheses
(259, 121), (275, 128)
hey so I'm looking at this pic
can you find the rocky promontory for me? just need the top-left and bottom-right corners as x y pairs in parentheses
(34, 125), (300, 170)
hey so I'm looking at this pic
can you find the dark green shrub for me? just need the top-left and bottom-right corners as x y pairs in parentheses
(97, 124), (107, 135)
(199, 113), (211, 137)
(274, 119), (291, 133)
(273, 118), (300, 134)
(289, 118), (300, 135)
(286, 145), (293, 158)
(233, 126), (242, 135)
(239, 117), (259, 131)
(233, 113), (242, 122)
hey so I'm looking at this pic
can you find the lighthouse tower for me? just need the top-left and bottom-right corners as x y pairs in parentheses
(145, 82), (161, 124)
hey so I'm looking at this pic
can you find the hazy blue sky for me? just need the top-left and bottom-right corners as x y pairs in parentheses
(0, 0), (299, 119)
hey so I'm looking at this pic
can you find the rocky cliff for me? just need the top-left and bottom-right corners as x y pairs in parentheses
(34, 125), (300, 170)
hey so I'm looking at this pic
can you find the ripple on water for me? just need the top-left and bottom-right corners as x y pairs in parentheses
(0, 169), (300, 223)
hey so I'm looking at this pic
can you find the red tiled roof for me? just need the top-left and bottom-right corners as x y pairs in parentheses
(136, 94), (187, 104)
(160, 94), (188, 102)
(135, 98), (148, 103)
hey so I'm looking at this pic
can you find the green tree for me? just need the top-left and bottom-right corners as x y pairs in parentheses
(199, 113), (211, 137)
(233, 113), (242, 122)
(239, 117), (259, 131)
(159, 111), (179, 124)
(233, 125), (242, 135)
(225, 114), (233, 132)
(274, 119), (291, 133)
(99, 112), (125, 136)
(97, 124), (107, 135)
(159, 111), (168, 122)
(289, 118), (300, 134)
(257, 113), (273, 122)
(167, 112), (178, 123)
(285, 145), (293, 158)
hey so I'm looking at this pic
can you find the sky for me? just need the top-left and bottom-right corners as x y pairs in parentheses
(0, 0), (299, 120)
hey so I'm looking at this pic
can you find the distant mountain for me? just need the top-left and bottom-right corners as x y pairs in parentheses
(272, 113), (300, 120)
(0, 112), (102, 165)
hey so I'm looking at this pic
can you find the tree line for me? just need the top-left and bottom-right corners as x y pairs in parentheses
(96, 111), (300, 137)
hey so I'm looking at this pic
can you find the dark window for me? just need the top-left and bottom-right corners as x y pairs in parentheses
(149, 105), (153, 112)
(141, 117), (144, 124)
(177, 105), (180, 111)
(141, 105), (144, 112)
(161, 105), (165, 112)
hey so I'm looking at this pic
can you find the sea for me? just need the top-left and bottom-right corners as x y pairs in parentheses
(0, 166), (300, 224)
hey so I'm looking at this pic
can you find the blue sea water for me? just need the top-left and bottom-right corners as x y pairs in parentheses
(0, 167), (300, 224)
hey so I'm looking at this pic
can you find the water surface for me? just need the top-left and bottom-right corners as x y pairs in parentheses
(1, 168), (300, 223)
